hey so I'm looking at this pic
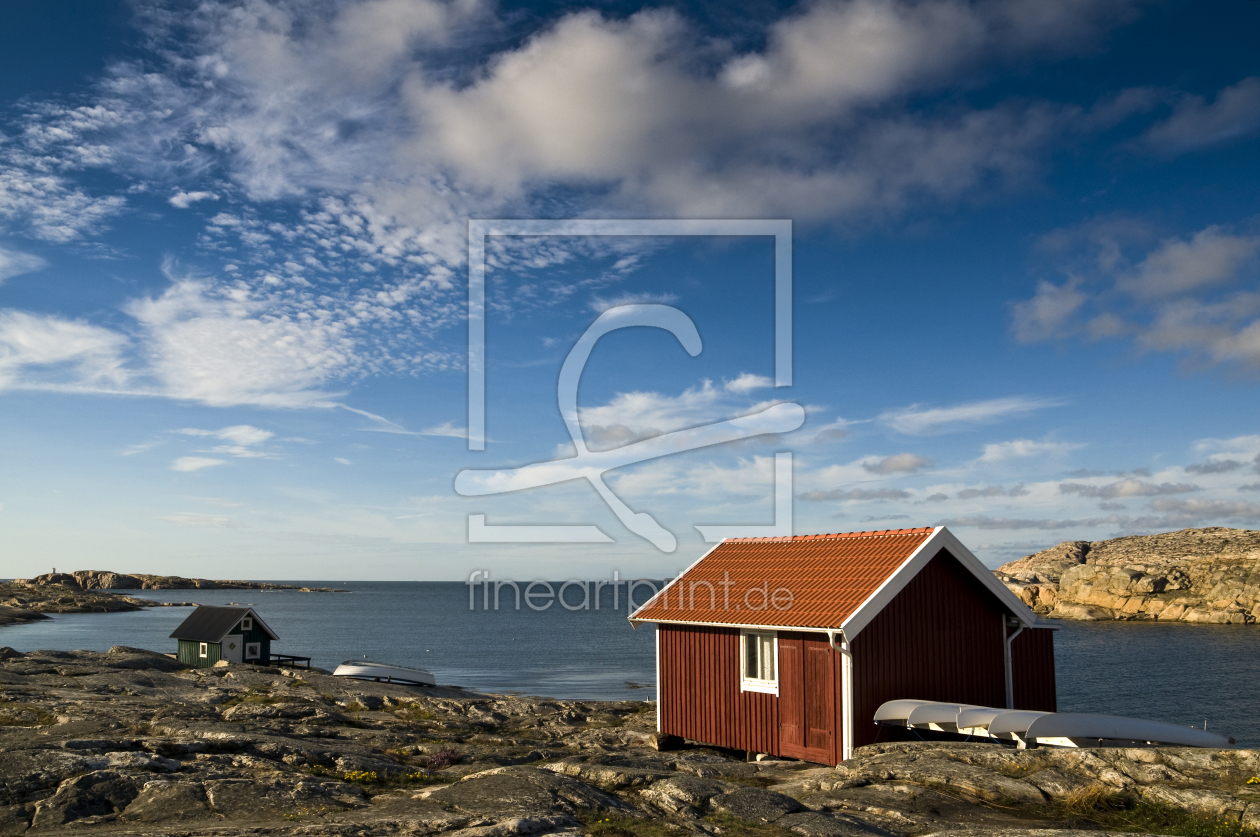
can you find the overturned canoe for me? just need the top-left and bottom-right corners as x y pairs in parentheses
(333, 659), (436, 686)
(1024, 713), (1234, 748)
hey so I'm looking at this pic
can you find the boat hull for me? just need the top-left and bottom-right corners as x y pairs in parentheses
(333, 661), (436, 686)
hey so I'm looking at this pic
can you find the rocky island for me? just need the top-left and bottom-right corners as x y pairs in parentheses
(16, 571), (347, 594)
(0, 571), (346, 628)
(2, 646), (1260, 837)
(996, 527), (1260, 623)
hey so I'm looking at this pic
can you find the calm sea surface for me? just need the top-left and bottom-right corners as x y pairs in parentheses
(2, 582), (1257, 747)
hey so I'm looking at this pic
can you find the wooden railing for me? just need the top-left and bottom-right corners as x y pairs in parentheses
(255, 653), (312, 669)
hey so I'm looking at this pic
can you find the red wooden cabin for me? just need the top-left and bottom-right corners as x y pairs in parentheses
(628, 526), (1056, 765)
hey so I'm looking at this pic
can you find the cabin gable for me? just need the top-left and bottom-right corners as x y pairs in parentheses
(850, 548), (1010, 748)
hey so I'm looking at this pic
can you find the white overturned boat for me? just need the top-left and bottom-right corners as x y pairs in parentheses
(1023, 713), (1234, 749)
(875, 700), (1234, 749)
(333, 659), (436, 686)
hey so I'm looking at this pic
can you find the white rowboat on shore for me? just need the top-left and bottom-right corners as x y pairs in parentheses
(333, 659), (436, 686)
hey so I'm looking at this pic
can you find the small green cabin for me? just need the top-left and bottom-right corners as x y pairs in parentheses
(171, 605), (278, 668)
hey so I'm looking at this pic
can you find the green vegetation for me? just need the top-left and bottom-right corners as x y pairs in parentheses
(0, 699), (55, 727)
(218, 690), (282, 709)
(1030, 787), (1260, 837)
(580, 811), (792, 837)
(394, 702), (436, 721)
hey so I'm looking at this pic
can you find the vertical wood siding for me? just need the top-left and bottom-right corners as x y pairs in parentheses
(1011, 627), (1057, 712)
(177, 639), (220, 668)
(658, 624), (778, 754)
(849, 549), (1009, 749)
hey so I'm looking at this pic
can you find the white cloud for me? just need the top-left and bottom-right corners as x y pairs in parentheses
(1121, 227), (1260, 299)
(881, 396), (1065, 435)
(335, 457), (352, 465)
(1059, 479), (1198, 499)
(1012, 222), (1260, 371)
(0, 163), (127, 242)
(169, 190), (219, 208)
(171, 456), (226, 472)
(589, 292), (679, 313)
(1147, 497), (1260, 521)
(420, 421), (468, 438)
(0, 246), (45, 283)
(799, 487), (911, 502)
(724, 373), (774, 394)
(1142, 77), (1260, 155)
(179, 425), (274, 446)
(1010, 277), (1087, 342)
(577, 380), (787, 451)
(978, 439), (1084, 462)
(0, 310), (130, 391)
(862, 452), (931, 475)
(177, 425), (276, 459)
(127, 280), (355, 407)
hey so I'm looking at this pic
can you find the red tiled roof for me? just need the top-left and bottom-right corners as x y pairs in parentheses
(629, 527), (937, 629)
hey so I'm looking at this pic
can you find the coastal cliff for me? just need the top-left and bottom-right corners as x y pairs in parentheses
(16, 571), (346, 593)
(2, 646), (1260, 837)
(996, 527), (1260, 623)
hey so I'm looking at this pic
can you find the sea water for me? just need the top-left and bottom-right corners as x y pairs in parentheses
(2, 582), (1257, 747)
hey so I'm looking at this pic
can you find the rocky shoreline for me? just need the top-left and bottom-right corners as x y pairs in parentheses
(2, 646), (1260, 837)
(0, 583), (192, 628)
(17, 571), (348, 594)
(997, 528), (1260, 624)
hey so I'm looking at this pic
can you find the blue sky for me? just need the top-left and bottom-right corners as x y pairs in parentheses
(1, 0), (1259, 581)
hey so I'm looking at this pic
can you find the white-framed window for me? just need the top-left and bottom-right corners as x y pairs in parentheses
(241, 617), (253, 631)
(740, 630), (778, 694)
(199, 642), (208, 658)
(245, 643), (260, 660)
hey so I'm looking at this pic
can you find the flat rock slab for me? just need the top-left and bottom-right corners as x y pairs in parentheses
(121, 780), (212, 822)
(779, 811), (900, 837)
(429, 766), (624, 817)
(712, 785), (805, 822)
(31, 770), (140, 828)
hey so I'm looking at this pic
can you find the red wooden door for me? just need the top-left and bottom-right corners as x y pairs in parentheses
(778, 635), (803, 752)
(804, 639), (835, 757)
(778, 633), (835, 763)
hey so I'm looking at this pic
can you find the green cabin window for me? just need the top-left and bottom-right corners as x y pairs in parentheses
(242, 617), (253, 631)
(199, 642), (208, 658)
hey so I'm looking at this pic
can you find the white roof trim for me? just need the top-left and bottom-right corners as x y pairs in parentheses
(627, 527), (1042, 635)
(217, 607), (280, 642)
(627, 540), (724, 624)
(840, 526), (1040, 640)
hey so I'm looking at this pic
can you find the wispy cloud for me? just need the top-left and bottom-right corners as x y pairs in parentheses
(171, 456), (226, 472)
(1141, 77), (1260, 156)
(169, 190), (218, 208)
(0, 310), (130, 391)
(799, 487), (911, 502)
(1012, 222), (1260, 370)
(1059, 479), (1198, 498)
(862, 453), (931, 475)
(882, 396), (1065, 435)
(0, 246), (46, 284)
(978, 439), (1084, 462)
